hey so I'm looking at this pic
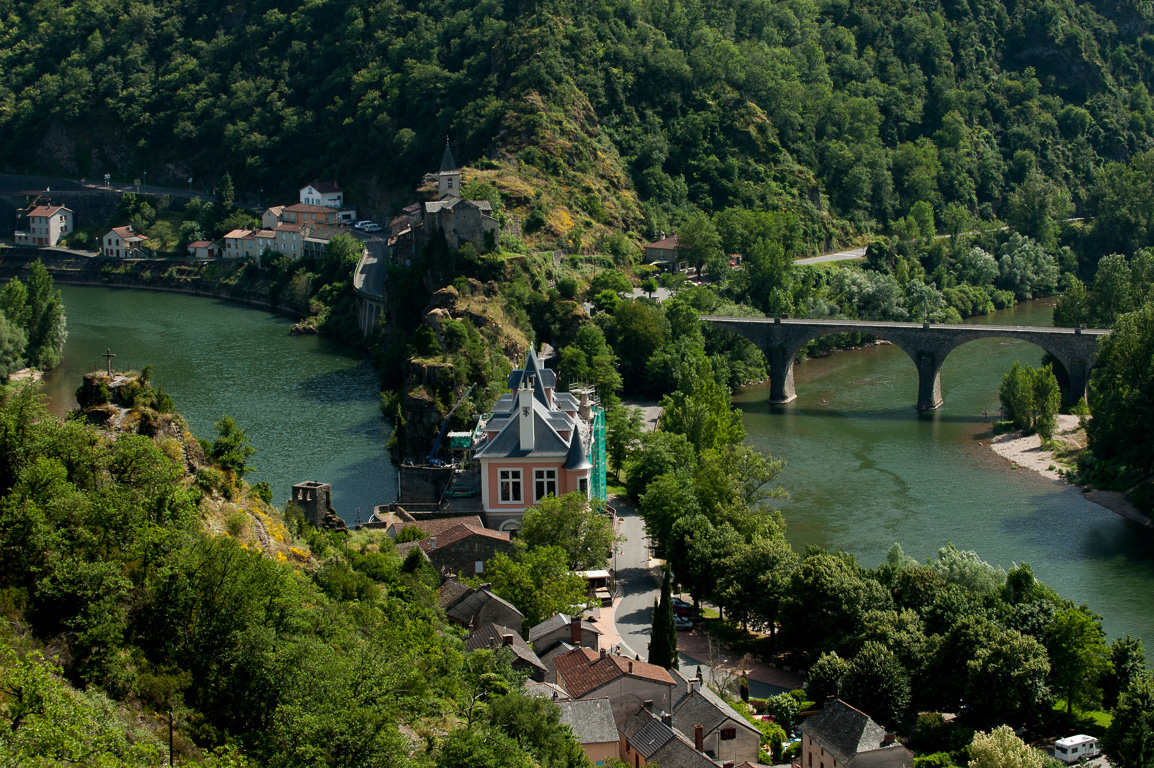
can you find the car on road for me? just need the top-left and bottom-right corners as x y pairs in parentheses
(362, 223), (382, 233)
(352, 220), (373, 230)
(673, 614), (693, 631)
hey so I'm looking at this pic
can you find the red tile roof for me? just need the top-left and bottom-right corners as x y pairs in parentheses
(309, 181), (342, 194)
(28, 205), (67, 218)
(421, 523), (511, 551)
(646, 235), (680, 250)
(556, 648), (675, 698)
(284, 203), (337, 214)
(393, 516), (485, 538)
(110, 226), (147, 242)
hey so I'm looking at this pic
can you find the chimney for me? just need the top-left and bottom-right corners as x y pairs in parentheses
(570, 616), (582, 646)
(643, 699), (652, 711)
(723, 763), (735, 768)
(883, 733), (896, 745)
(578, 389), (592, 420)
(427, 536), (436, 550)
(518, 381), (534, 450)
(661, 712), (672, 726)
(629, 661), (634, 673)
(502, 634), (515, 646)
(689, 679), (701, 693)
(694, 725), (704, 752)
(660, 231), (666, 241)
(599, 648), (606, 658)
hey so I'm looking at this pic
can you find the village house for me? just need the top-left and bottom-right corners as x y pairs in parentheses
(530, 613), (602, 655)
(670, 670), (761, 766)
(644, 233), (685, 272)
(300, 181), (344, 208)
(15, 205), (73, 247)
(402, 520), (514, 577)
(472, 347), (606, 532)
(465, 623), (547, 681)
(281, 203), (339, 227)
(103, 225), (150, 258)
(556, 697), (619, 767)
(186, 240), (220, 259)
(620, 707), (721, 768)
(796, 700), (913, 768)
(553, 648), (676, 728)
(222, 228), (274, 259)
(437, 578), (525, 632)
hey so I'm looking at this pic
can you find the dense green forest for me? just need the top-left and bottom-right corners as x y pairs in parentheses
(5, 0), (1154, 247)
(0, 377), (595, 766)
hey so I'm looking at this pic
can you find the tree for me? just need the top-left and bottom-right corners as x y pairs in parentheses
(659, 356), (745, 453)
(806, 652), (850, 701)
(781, 552), (892, 655)
(23, 261), (66, 370)
(212, 415), (256, 478)
(605, 404), (643, 480)
(1105, 636), (1147, 709)
(624, 430), (695, 500)
(967, 627), (1050, 727)
(517, 493), (620, 571)
(1105, 677), (1154, 768)
(1088, 302), (1154, 469)
(217, 171), (235, 209)
(1046, 607), (1112, 716)
(638, 473), (699, 558)
(484, 546), (590, 630)
(715, 535), (797, 642)
(968, 725), (1045, 768)
(0, 312), (27, 379)
(840, 641), (911, 729)
(648, 569), (678, 669)
(677, 211), (722, 276)
(1004, 171), (1073, 250)
(998, 363), (1060, 437)
(485, 692), (593, 768)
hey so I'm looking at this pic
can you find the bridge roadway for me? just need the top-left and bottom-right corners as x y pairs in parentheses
(703, 316), (1109, 410)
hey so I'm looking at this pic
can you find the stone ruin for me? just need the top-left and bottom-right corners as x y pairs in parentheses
(290, 481), (347, 532)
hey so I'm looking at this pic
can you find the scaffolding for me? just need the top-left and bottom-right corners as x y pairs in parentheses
(591, 405), (607, 503)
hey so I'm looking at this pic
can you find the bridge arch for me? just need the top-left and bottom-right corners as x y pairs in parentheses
(703, 316), (1103, 411)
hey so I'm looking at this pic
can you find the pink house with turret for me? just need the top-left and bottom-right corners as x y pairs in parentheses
(474, 348), (597, 532)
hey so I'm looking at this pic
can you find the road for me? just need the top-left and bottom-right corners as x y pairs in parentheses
(795, 246), (867, 265)
(352, 230), (389, 298)
(610, 497), (793, 697)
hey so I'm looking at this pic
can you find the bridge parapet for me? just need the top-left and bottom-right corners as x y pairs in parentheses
(703, 316), (1107, 410)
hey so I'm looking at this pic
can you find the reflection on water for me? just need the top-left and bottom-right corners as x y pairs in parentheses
(42, 286), (396, 520)
(737, 300), (1154, 643)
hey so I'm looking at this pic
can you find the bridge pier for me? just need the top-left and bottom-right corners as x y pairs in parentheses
(914, 351), (944, 411)
(767, 346), (797, 404)
(1061, 356), (1092, 407)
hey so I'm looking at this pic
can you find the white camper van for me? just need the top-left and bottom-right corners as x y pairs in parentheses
(1055, 735), (1100, 764)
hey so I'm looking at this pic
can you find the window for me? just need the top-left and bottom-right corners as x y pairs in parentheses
(534, 469), (557, 501)
(578, 477), (589, 496)
(474, 560), (484, 574)
(499, 469), (522, 503)
(720, 727), (736, 740)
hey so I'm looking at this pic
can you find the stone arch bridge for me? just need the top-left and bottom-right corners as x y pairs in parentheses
(703, 316), (1109, 411)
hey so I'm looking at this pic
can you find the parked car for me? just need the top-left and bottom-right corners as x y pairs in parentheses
(671, 597), (693, 616)
(673, 614), (694, 631)
(362, 222), (382, 233)
(352, 220), (373, 230)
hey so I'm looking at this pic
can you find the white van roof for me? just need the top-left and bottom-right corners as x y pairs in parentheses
(1056, 735), (1096, 748)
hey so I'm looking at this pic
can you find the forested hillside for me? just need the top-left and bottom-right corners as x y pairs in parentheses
(4, 0), (1154, 245)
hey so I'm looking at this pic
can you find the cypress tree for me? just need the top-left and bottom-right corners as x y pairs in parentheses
(648, 568), (679, 669)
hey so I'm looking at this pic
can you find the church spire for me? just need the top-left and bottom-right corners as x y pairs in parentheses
(439, 137), (457, 173)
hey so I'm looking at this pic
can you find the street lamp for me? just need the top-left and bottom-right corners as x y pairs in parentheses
(259, 188), (263, 208)
(143, 171), (147, 192)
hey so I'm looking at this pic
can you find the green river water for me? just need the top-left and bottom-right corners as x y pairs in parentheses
(41, 285), (396, 520)
(41, 285), (1154, 645)
(736, 298), (1154, 644)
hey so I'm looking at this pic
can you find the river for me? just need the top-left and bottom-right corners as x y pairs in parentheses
(40, 285), (396, 519)
(41, 286), (1154, 645)
(736, 298), (1154, 644)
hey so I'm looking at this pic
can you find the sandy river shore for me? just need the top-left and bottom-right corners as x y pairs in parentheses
(989, 415), (1152, 526)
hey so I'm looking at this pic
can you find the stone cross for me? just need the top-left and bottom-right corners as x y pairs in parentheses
(102, 348), (116, 376)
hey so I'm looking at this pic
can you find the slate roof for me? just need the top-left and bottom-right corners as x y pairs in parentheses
(465, 623), (546, 673)
(308, 181), (342, 194)
(672, 685), (759, 739)
(848, 747), (915, 768)
(529, 614), (602, 644)
(557, 697), (618, 745)
(506, 347), (556, 401)
(473, 397), (573, 460)
(564, 428), (593, 471)
(555, 648), (675, 699)
(437, 579), (472, 609)
(623, 709), (719, 768)
(445, 587), (524, 626)
(284, 203), (337, 214)
(800, 700), (892, 766)
(439, 139), (457, 173)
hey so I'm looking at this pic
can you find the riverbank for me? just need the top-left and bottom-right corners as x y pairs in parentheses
(989, 415), (1153, 527)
